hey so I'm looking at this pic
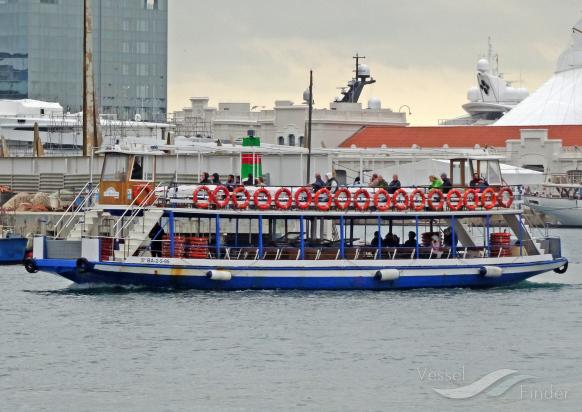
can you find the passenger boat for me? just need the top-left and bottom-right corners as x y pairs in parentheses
(0, 234), (27, 264)
(23, 147), (569, 290)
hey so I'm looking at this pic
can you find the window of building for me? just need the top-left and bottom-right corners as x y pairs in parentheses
(288, 134), (295, 146)
(144, 0), (158, 10)
(299, 135), (305, 147)
(278, 136), (284, 145)
(40, 0), (58, 4)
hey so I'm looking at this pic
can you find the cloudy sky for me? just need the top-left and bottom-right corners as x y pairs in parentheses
(167, 0), (582, 125)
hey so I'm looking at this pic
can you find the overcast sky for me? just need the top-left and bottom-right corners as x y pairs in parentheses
(167, 0), (582, 125)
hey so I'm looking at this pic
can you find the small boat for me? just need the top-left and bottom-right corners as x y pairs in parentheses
(23, 147), (569, 290)
(0, 233), (27, 264)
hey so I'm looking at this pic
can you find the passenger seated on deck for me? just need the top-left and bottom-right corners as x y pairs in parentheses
(443, 227), (458, 247)
(431, 235), (444, 258)
(226, 174), (236, 191)
(477, 178), (489, 191)
(404, 231), (417, 248)
(211, 173), (221, 185)
(387, 175), (401, 194)
(371, 231), (382, 247)
(384, 232), (400, 247)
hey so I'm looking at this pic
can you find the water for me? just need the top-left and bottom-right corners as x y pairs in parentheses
(1, 230), (581, 411)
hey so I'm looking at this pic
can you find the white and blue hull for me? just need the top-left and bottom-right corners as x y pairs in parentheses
(32, 255), (567, 290)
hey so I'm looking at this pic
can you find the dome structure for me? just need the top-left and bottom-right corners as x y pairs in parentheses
(495, 18), (582, 126)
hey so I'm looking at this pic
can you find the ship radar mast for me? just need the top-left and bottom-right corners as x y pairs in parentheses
(335, 53), (377, 103)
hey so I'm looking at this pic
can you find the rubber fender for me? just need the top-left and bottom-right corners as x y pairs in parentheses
(374, 269), (400, 281)
(206, 270), (232, 281)
(479, 266), (503, 278)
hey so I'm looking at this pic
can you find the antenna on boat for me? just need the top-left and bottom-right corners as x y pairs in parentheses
(304, 70), (314, 184)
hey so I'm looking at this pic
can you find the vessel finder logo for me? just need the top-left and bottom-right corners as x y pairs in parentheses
(432, 369), (534, 399)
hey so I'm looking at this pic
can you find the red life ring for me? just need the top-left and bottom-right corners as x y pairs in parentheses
(446, 189), (463, 211)
(427, 189), (445, 211)
(274, 187), (293, 210)
(334, 188), (352, 210)
(314, 188), (333, 211)
(463, 189), (479, 211)
(497, 187), (514, 208)
(481, 187), (497, 210)
(373, 189), (391, 211)
(133, 184), (156, 206)
(393, 188), (409, 211)
(231, 186), (251, 209)
(409, 189), (426, 211)
(294, 187), (312, 210)
(353, 188), (371, 211)
(193, 185), (211, 209)
(212, 185), (230, 208)
(253, 187), (272, 210)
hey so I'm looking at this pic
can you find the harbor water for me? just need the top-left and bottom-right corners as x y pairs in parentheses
(1, 229), (581, 411)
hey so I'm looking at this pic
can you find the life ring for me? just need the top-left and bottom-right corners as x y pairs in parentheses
(373, 189), (391, 211)
(409, 189), (426, 212)
(314, 188), (333, 211)
(24, 258), (38, 274)
(463, 189), (479, 211)
(76, 258), (92, 274)
(274, 187), (293, 210)
(334, 188), (352, 210)
(353, 188), (371, 211)
(446, 189), (463, 211)
(393, 188), (409, 211)
(427, 189), (445, 211)
(133, 184), (156, 206)
(231, 186), (251, 209)
(193, 186), (211, 209)
(554, 262), (568, 274)
(481, 188), (497, 210)
(253, 187), (272, 210)
(497, 187), (514, 208)
(212, 185), (230, 209)
(294, 187), (313, 210)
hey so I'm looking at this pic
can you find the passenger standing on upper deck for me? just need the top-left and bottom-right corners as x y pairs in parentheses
(243, 173), (254, 186)
(429, 175), (443, 189)
(376, 175), (389, 190)
(440, 173), (453, 194)
(211, 173), (221, 185)
(469, 173), (480, 187)
(226, 175), (236, 191)
(312, 173), (325, 191)
(369, 173), (379, 187)
(200, 172), (211, 184)
(325, 172), (339, 193)
(387, 174), (401, 194)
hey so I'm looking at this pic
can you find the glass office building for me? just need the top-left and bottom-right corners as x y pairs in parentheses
(0, 0), (168, 122)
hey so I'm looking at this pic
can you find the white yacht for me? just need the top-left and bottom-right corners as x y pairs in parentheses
(525, 179), (582, 227)
(0, 99), (170, 155)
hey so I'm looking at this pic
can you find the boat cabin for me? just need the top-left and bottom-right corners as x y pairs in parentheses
(450, 156), (503, 187)
(98, 149), (159, 206)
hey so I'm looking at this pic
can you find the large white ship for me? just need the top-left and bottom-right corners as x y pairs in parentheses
(0, 99), (170, 155)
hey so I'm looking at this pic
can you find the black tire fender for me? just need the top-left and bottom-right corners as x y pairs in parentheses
(24, 258), (39, 274)
(554, 262), (568, 274)
(76, 258), (92, 274)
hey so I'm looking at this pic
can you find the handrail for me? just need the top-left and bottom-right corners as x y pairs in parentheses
(111, 180), (154, 236)
(113, 181), (164, 239)
(54, 182), (100, 239)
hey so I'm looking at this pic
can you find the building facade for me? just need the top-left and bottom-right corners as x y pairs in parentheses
(0, 0), (167, 122)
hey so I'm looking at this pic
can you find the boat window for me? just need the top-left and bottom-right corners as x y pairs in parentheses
(485, 161), (502, 185)
(102, 154), (129, 181)
(131, 156), (144, 180)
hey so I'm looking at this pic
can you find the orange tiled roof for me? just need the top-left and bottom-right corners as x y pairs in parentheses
(339, 125), (582, 148)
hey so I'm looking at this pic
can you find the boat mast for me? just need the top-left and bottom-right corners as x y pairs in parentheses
(83, 0), (99, 157)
